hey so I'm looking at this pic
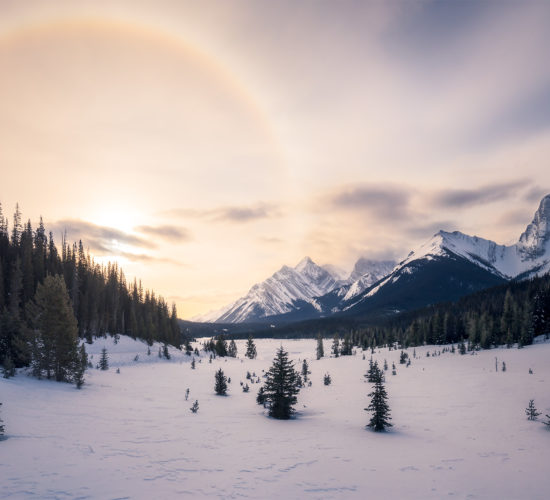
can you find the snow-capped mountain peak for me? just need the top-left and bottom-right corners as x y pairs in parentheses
(518, 194), (550, 260)
(210, 256), (340, 323)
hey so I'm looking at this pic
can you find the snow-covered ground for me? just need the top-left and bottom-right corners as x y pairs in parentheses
(1, 336), (549, 499)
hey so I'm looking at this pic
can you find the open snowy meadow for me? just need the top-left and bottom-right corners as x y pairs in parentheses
(1, 336), (549, 499)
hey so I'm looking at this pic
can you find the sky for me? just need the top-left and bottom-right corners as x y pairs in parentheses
(1, 0), (550, 319)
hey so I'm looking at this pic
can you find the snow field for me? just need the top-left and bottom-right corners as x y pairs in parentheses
(1, 336), (549, 499)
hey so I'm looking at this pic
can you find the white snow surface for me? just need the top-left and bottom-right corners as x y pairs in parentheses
(1, 335), (550, 499)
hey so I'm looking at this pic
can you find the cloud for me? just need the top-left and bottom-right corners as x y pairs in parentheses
(163, 202), (280, 223)
(135, 224), (191, 242)
(431, 180), (529, 208)
(49, 219), (156, 253)
(330, 184), (412, 219)
(118, 252), (182, 266)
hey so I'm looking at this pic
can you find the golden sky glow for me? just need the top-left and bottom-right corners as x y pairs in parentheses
(1, 1), (550, 318)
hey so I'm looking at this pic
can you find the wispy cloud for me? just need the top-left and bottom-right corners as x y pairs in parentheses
(135, 224), (191, 242)
(330, 184), (412, 219)
(164, 202), (280, 223)
(431, 180), (529, 209)
(119, 252), (183, 266)
(49, 219), (156, 253)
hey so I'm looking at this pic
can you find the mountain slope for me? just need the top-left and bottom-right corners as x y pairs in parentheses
(213, 257), (341, 323)
(342, 194), (550, 317)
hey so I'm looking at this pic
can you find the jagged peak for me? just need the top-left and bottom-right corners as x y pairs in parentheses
(518, 193), (550, 258)
(295, 256), (316, 272)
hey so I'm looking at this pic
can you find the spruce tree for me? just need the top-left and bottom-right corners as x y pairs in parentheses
(323, 373), (331, 386)
(228, 339), (238, 358)
(365, 379), (392, 432)
(74, 344), (88, 389)
(316, 334), (324, 360)
(163, 343), (171, 360)
(332, 334), (340, 357)
(190, 400), (199, 413)
(256, 386), (266, 406)
(2, 356), (15, 379)
(301, 359), (309, 382)
(214, 368), (228, 395)
(526, 399), (541, 420)
(99, 347), (109, 370)
(27, 274), (79, 382)
(0, 402), (4, 436)
(215, 334), (228, 357)
(262, 347), (301, 419)
(245, 335), (257, 359)
(191, 357), (196, 369)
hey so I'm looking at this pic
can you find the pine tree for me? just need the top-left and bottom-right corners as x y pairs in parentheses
(163, 343), (171, 360)
(256, 386), (266, 406)
(228, 339), (238, 358)
(332, 334), (340, 357)
(74, 344), (88, 389)
(526, 399), (541, 420)
(365, 380), (392, 432)
(0, 402), (4, 436)
(301, 359), (309, 382)
(27, 274), (79, 382)
(316, 334), (324, 360)
(399, 351), (408, 364)
(191, 357), (196, 369)
(190, 400), (199, 413)
(245, 335), (257, 359)
(214, 368), (228, 395)
(323, 373), (331, 386)
(2, 356), (15, 378)
(340, 334), (352, 356)
(262, 347), (301, 419)
(215, 334), (228, 357)
(99, 347), (109, 370)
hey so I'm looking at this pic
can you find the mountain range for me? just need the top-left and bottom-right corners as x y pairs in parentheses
(197, 194), (550, 324)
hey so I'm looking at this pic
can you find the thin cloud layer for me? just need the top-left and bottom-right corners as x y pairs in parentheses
(135, 225), (191, 243)
(431, 181), (530, 209)
(165, 202), (280, 223)
(49, 219), (156, 254)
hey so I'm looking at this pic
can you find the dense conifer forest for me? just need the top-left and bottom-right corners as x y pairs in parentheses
(0, 203), (184, 370)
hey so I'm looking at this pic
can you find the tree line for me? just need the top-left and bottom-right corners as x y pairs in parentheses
(0, 203), (184, 372)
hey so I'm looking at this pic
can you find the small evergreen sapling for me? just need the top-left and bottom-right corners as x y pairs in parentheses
(191, 357), (196, 369)
(0, 402), (4, 436)
(316, 334), (324, 360)
(365, 379), (392, 432)
(163, 344), (171, 360)
(214, 368), (228, 395)
(332, 334), (340, 357)
(74, 344), (88, 389)
(245, 335), (257, 359)
(301, 359), (310, 383)
(228, 339), (238, 358)
(99, 347), (109, 370)
(323, 373), (331, 386)
(526, 399), (541, 420)
(190, 400), (199, 413)
(242, 383), (250, 393)
(185, 388), (190, 400)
